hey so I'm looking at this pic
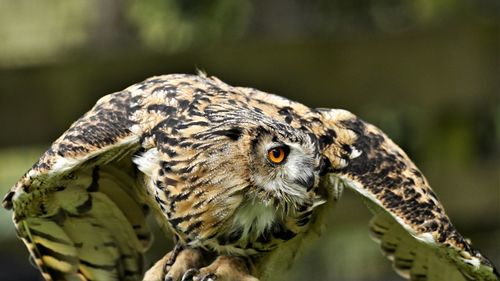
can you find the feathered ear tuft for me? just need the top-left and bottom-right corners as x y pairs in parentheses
(316, 108), (499, 281)
(196, 68), (208, 77)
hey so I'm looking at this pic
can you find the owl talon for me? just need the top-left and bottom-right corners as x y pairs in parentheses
(143, 248), (206, 281)
(181, 269), (217, 281)
(200, 273), (217, 281)
(181, 268), (200, 281)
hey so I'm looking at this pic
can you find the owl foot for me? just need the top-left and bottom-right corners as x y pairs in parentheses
(165, 242), (186, 273)
(143, 251), (173, 281)
(165, 248), (209, 281)
(181, 256), (259, 281)
(143, 248), (207, 281)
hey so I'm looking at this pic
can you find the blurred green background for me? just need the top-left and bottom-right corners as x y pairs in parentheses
(0, 0), (498, 280)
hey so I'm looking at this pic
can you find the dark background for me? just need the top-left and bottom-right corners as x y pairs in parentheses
(0, 1), (498, 280)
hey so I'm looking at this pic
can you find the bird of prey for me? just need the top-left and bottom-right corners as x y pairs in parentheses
(3, 73), (498, 281)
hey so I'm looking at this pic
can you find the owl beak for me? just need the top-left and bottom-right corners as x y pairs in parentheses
(319, 156), (331, 176)
(294, 175), (315, 191)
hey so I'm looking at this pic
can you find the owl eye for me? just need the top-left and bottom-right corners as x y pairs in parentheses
(267, 146), (289, 164)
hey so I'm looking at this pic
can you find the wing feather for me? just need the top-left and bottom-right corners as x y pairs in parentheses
(369, 210), (468, 281)
(12, 165), (149, 281)
(21, 218), (80, 278)
(62, 215), (121, 280)
(2, 90), (153, 281)
(96, 165), (152, 249)
(316, 108), (499, 281)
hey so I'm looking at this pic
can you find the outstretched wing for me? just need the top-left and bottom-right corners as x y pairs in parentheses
(314, 108), (498, 281)
(2, 90), (152, 281)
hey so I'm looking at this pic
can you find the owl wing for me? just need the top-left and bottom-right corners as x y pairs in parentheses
(314, 108), (499, 281)
(2, 91), (153, 281)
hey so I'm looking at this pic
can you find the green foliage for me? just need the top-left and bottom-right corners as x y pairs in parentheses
(0, 0), (496, 65)
(0, 0), (97, 66)
(127, 0), (251, 52)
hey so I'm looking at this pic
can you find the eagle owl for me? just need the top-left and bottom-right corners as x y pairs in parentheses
(3, 74), (498, 281)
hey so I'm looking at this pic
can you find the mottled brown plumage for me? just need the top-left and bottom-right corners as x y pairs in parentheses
(2, 74), (498, 281)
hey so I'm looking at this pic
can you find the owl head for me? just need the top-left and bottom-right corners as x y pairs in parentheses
(245, 124), (323, 205)
(200, 104), (327, 209)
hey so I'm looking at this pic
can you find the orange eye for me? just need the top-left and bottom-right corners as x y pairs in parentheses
(267, 146), (288, 164)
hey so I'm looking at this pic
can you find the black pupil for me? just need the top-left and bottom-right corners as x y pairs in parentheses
(272, 148), (282, 158)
